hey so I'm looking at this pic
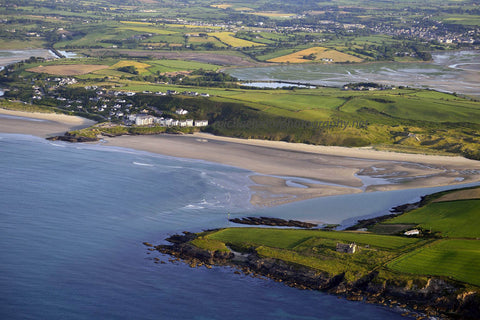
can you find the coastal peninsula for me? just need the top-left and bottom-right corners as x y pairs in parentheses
(152, 187), (480, 319)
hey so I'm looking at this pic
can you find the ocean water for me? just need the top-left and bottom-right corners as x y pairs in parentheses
(1, 133), (461, 320)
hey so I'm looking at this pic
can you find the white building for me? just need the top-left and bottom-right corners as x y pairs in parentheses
(404, 229), (420, 236)
(175, 108), (189, 115)
(194, 120), (209, 127)
(135, 114), (155, 126)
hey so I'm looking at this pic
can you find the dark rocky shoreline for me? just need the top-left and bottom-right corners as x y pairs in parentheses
(229, 216), (318, 228)
(153, 232), (480, 320)
(47, 132), (98, 143)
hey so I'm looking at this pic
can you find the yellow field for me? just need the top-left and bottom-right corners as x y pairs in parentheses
(111, 60), (151, 73)
(268, 47), (363, 63)
(211, 4), (232, 9)
(208, 32), (265, 48)
(235, 7), (254, 11)
(157, 23), (221, 30)
(27, 64), (109, 75)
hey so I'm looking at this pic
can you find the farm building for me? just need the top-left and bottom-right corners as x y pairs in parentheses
(404, 229), (421, 236)
(336, 243), (357, 254)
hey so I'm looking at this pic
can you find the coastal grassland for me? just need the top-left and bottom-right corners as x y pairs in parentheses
(383, 199), (480, 238)
(208, 32), (266, 48)
(203, 228), (423, 281)
(206, 228), (421, 251)
(0, 100), (64, 114)
(190, 238), (230, 253)
(67, 123), (195, 138)
(268, 47), (363, 63)
(387, 239), (480, 286)
(0, 38), (46, 50)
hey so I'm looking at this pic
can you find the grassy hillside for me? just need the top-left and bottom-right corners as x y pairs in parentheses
(388, 239), (480, 286)
(384, 199), (480, 238)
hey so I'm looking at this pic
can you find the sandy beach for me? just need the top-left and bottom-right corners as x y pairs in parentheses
(0, 108), (96, 137)
(2, 109), (480, 206)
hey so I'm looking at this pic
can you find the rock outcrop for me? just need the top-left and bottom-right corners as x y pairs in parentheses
(47, 132), (98, 143)
(229, 216), (318, 228)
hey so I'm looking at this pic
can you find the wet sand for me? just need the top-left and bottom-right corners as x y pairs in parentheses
(101, 133), (480, 206)
(0, 108), (95, 137)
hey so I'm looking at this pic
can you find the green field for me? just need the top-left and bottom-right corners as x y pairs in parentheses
(440, 14), (480, 26)
(207, 228), (421, 250)
(388, 239), (480, 286)
(384, 199), (480, 238)
(202, 228), (424, 281)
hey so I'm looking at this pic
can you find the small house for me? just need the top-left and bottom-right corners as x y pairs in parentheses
(404, 229), (420, 236)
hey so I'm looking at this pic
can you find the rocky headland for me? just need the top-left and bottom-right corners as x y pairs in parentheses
(152, 231), (479, 320)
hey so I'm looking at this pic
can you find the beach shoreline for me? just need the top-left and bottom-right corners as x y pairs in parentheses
(0, 108), (96, 137)
(2, 108), (480, 206)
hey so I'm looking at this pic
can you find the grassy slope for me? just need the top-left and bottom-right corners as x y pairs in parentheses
(388, 239), (480, 286)
(207, 228), (420, 250)
(384, 199), (480, 238)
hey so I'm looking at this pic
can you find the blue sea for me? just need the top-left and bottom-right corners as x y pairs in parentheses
(2, 134), (477, 319)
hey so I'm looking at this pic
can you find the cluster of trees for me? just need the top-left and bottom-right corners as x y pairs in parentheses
(117, 70), (239, 88)
(117, 65), (138, 75)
